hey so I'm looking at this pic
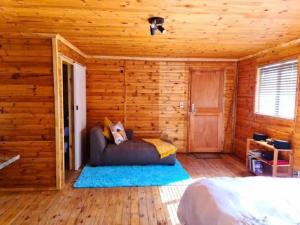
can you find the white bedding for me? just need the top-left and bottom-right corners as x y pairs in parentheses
(177, 177), (300, 225)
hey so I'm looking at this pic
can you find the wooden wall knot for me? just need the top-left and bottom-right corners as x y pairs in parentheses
(32, 85), (37, 95)
(12, 73), (21, 79)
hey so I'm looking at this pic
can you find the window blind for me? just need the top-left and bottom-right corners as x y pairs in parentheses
(256, 59), (298, 119)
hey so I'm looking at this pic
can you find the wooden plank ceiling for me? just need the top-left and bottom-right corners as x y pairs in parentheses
(1, 0), (300, 58)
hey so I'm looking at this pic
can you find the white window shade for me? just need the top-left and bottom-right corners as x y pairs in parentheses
(255, 60), (298, 119)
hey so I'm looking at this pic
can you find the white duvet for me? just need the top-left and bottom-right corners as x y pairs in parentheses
(177, 177), (300, 225)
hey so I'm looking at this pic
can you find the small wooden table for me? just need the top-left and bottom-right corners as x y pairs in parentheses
(246, 139), (293, 177)
(0, 154), (20, 170)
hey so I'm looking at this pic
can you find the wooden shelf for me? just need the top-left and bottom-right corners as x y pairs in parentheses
(246, 138), (294, 177)
(248, 139), (293, 151)
(248, 153), (291, 167)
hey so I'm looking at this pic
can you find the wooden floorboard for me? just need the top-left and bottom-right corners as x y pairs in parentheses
(0, 154), (249, 225)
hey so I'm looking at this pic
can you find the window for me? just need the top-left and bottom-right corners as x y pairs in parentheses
(255, 59), (298, 119)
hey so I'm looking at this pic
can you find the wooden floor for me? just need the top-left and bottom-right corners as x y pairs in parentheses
(0, 154), (249, 225)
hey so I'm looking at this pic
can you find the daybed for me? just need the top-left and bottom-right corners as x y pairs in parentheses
(89, 126), (176, 166)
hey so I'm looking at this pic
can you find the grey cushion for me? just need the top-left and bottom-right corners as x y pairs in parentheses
(89, 126), (107, 166)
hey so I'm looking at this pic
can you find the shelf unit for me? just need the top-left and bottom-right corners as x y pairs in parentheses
(246, 139), (294, 177)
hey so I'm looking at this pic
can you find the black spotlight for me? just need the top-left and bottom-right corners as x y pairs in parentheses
(157, 25), (166, 34)
(148, 17), (166, 36)
(150, 23), (157, 36)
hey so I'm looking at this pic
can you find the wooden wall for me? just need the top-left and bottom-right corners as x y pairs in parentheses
(124, 61), (188, 151)
(0, 36), (87, 189)
(235, 44), (300, 169)
(86, 59), (237, 152)
(0, 34), (237, 188)
(0, 36), (56, 188)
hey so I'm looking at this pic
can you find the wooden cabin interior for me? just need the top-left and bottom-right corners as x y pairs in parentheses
(1, 0), (300, 224)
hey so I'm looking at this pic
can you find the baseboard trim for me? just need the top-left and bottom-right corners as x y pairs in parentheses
(0, 187), (58, 192)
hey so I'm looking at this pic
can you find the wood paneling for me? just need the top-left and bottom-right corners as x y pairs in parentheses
(86, 59), (236, 152)
(125, 61), (188, 151)
(0, 36), (56, 188)
(235, 42), (300, 169)
(86, 59), (125, 131)
(0, 35), (85, 189)
(0, 154), (249, 225)
(2, 1), (300, 58)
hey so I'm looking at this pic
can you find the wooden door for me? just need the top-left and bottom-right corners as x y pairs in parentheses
(189, 70), (224, 152)
(73, 63), (86, 170)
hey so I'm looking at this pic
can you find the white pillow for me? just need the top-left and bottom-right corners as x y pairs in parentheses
(109, 121), (128, 145)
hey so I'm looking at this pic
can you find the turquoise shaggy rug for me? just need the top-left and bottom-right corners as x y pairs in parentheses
(74, 160), (191, 188)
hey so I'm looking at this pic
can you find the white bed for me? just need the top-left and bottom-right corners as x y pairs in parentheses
(177, 177), (300, 225)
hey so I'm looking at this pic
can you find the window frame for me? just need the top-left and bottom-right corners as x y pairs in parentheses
(254, 58), (299, 121)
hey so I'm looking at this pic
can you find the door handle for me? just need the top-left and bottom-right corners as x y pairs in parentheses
(191, 103), (195, 113)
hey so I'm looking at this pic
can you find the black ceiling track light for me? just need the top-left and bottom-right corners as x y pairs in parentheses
(148, 17), (166, 36)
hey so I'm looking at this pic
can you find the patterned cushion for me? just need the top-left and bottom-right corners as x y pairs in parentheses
(109, 121), (128, 145)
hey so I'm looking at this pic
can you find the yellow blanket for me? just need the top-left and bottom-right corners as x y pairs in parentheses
(143, 138), (177, 159)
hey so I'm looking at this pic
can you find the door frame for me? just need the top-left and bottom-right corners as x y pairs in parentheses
(53, 37), (83, 189)
(62, 61), (75, 171)
(53, 35), (87, 190)
(53, 38), (64, 190)
(187, 67), (226, 152)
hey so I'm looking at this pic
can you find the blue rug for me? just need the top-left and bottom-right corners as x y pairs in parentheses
(74, 160), (191, 188)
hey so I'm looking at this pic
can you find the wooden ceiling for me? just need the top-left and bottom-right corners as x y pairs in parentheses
(1, 0), (300, 58)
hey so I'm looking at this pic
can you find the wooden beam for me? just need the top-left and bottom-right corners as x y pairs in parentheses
(52, 35), (64, 190)
(87, 55), (238, 62)
(0, 32), (56, 38)
(239, 37), (300, 61)
(56, 34), (88, 58)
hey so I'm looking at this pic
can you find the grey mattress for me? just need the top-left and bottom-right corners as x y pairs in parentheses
(101, 140), (176, 165)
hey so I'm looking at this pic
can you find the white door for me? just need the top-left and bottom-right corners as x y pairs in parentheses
(73, 63), (86, 170)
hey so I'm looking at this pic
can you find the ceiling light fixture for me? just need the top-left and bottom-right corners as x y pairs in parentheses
(157, 25), (166, 34)
(148, 17), (166, 36)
